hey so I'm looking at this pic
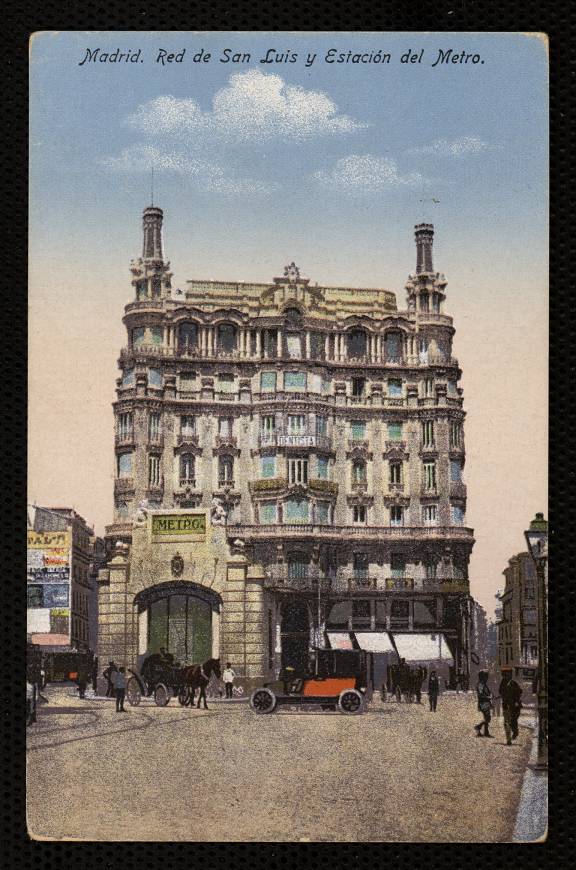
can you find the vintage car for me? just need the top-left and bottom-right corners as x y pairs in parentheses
(249, 649), (371, 715)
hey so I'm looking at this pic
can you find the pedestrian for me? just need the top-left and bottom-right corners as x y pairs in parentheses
(113, 666), (127, 712)
(474, 670), (494, 737)
(414, 666), (426, 704)
(76, 671), (87, 699)
(103, 660), (117, 698)
(499, 668), (523, 745)
(428, 670), (440, 712)
(222, 662), (236, 700)
(490, 677), (502, 718)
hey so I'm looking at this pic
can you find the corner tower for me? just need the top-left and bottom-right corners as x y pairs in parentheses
(129, 204), (173, 301)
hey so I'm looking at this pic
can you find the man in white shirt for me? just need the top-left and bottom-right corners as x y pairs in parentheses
(223, 662), (236, 699)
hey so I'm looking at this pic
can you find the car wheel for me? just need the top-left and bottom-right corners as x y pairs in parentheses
(250, 688), (277, 714)
(338, 689), (364, 715)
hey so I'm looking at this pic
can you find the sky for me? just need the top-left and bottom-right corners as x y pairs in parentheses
(29, 32), (548, 616)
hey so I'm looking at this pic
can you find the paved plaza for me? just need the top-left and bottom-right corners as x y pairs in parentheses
(27, 685), (533, 842)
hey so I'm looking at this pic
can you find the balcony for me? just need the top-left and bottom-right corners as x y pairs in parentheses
(348, 439), (369, 451)
(177, 432), (199, 447)
(346, 576), (377, 591)
(308, 479), (338, 497)
(385, 441), (407, 452)
(147, 434), (164, 448)
(178, 478), (197, 489)
(263, 571), (333, 592)
(115, 432), (135, 446)
(114, 477), (135, 493)
(215, 435), (238, 449)
(250, 477), (288, 495)
(351, 480), (369, 493)
(385, 578), (415, 590)
(388, 482), (404, 493)
(231, 524), (475, 543)
(450, 481), (467, 498)
(218, 478), (235, 490)
(421, 579), (469, 593)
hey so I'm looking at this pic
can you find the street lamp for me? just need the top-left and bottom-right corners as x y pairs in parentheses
(524, 512), (548, 771)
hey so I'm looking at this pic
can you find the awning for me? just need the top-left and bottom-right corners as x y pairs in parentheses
(326, 632), (354, 650)
(392, 633), (454, 664)
(353, 632), (396, 653)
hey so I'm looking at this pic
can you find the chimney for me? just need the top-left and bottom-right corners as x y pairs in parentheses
(142, 206), (164, 261)
(415, 223), (434, 273)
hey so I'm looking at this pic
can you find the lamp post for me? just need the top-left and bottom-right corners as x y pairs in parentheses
(524, 512), (548, 771)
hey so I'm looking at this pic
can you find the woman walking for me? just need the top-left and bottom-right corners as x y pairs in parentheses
(474, 670), (494, 737)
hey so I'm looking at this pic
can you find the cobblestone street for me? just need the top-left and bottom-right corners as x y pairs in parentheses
(27, 685), (532, 842)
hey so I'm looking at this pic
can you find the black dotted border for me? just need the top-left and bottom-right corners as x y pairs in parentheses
(3, 2), (574, 866)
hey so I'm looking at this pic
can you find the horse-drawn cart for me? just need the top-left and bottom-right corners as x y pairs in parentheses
(126, 654), (221, 707)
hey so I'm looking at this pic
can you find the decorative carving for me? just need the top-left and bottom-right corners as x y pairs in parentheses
(283, 262), (300, 283)
(171, 552), (184, 577)
(134, 499), (149, 525)
(211, 497), (228, 526)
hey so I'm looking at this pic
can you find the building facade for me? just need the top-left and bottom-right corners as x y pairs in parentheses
(27, 506), (99, 652)
(496, 551), (538, 683)
(99, 206), (475, 688)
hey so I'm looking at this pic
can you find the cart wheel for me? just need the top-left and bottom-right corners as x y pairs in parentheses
(154, 683), (170, 707)
(338, 689), (364, 715)
(126, 677), (142, 707)
(177, 687), (189, 706)
(249, 688), (277, 714)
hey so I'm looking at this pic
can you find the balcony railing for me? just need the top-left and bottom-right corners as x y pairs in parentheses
(263, 572), (333, 592)
(347, 576), (378, 591)
(385, 578), (415, 590)
(218, 478), (235, 489)
(114, 477), (135, 492)
(177, 433), (199, 446)
(178, 478), (197, 488)
(232, 524), (475, 542)
(385, 441), (406, 451)
(388, 482), (404, 493)
(351, 480), (368, 492)
(215, 435), (237, 449)
(115, 432), (134, 446)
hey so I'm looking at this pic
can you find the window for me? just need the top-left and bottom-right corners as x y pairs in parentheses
(425, 560), (437, 579)
(180, 454), (195, 485)
(353, 553), (369, 579)
(452, 505), (465, 525)
(218, 417), (233, 437)
(450, 422), (462, 447)
(352, 377), (366, 397)
(347, 330), (367, 358)
(178, 322), (198, 351)
(420, 293), (429, 312)
(287, 415), (306, 434)
(423, 461), (437, 491)
(447, 380), (458, 397)
(284, 371), (306, 391)
(132, 326), (145, 347)
(432, 294), (440, 313)
(148, 368), (162, 388)
(117, 501), (130, 518)
(350, 420), (366, 441)
(150, 326), (163, 346)
(423, 377), (434, 397)
(217, 323), (237, 352)
(261, 414), (276, 434)
(390, 555), (406, 578)
(316, 415), (327, 436)
(390, 600), (409, 624)
(285, 498), (310, 524)
(309, 372), (322, 393)
(261, 456), (276, 479)
(148, 455), (161, 487)
(387, 422), (403, 441)
(260, 371), (277, 392)
(316, 502), (330, 524)
(117, 452), (132, 478)
(353, 505), (366, 524)
(288, 555), (308, 579)
(422, 420), (435, 448)
(352, 460), (367, 484)
(218, 373), (235, 393)
(390, 506), (403, 526)
(149, 412), (161, 441)
(317, 457), (329, 479)
(181, 415), (196, 436)
(151, 277), (161, 298)
(418, 338), (429, 364)
(389, 462), (402, 485)
(260, 502), (277, 524)
(384, 332), (403, 362)
(122, 369), (135, 387)
(288, 457), (308, 485)
(450, 460), (462, 482)
(388, 379), (403, 398)
(136, 280), (147, 300)
(117, 412), (133, 440)
(321, 378), (331, 394)
(286, 334), (302, 359)
(352, 600), (371, 627)
(422, 504), (438, 525)
(219, 456), (234, 485)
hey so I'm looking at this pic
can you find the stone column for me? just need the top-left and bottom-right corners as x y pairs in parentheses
(324, 334), (330, 360)
(305, 330), (311, 359)
(256, 329), (262, 358)
(277, 329), (282, 358)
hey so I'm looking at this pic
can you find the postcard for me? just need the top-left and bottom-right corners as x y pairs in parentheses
(27, 31), (548, 842)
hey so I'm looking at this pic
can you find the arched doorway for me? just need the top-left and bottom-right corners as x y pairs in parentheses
(134, 582), (221, 667)
(280, 600), (310, 673)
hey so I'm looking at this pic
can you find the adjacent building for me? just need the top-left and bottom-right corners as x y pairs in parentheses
(496, 551), (538, 683)
(27, 506), (100, 653)
(98, 206), (475, 689)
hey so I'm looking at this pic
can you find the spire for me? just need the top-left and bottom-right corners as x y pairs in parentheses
(415, 223), (434, 273)
(142, 205), (164, 261)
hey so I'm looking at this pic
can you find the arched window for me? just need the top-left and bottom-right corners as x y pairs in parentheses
(347, 329), (367, 358)
(384, 331), (403, 363)
(179, 453), (195, 486)
(136, 584), (219, 665)
(178, 322), (199, 353)
(288, 553), (309, 579)
(352, 460), (367, 484)
(217, 323), (237, 352)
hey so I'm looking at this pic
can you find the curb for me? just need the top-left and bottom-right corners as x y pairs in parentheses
(511, 716), (548, 842)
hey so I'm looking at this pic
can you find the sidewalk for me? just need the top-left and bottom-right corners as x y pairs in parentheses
(512, 711), (548, 842)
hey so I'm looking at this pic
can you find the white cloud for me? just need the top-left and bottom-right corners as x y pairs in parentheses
(314, 154), (427, 193)
(408, 136), (490, 157)
(127, 70), (366, 142)
(100, 144), (273, 195)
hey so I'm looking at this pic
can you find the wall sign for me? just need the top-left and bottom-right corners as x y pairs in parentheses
(151, 513), (206, 540)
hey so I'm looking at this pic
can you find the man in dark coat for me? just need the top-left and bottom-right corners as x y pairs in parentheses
(103, 661), (117, 698)
(428, 670), (440, 712)
(499, 668), (523, 745)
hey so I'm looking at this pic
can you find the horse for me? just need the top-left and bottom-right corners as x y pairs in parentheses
(179, 658), (221, 709)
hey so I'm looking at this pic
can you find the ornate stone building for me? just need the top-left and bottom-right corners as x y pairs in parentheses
(98, 206), (475, 689)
